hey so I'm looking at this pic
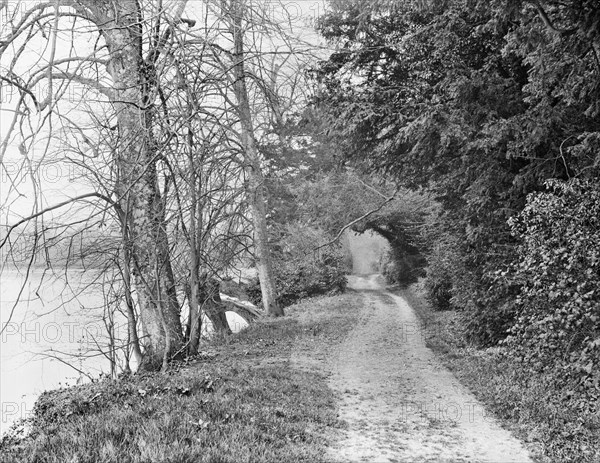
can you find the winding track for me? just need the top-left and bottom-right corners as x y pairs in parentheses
(326, 274), (533, 463)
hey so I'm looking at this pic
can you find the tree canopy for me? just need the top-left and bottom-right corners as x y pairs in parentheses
(312, 0), (600, 391)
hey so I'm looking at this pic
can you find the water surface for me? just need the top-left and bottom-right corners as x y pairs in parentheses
(1, 268), (115, 435)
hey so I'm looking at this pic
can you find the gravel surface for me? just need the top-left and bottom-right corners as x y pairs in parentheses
(325, 274), (533, 463)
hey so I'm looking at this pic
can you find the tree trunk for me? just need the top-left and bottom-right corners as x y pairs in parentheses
(185, 114), (204, 356)
(185, 279), (202, 356)
(118, 210), (143, 372)
(83, 0), (184, 368)
(230, 1), (283, 316)
(201, 278), (231, 334)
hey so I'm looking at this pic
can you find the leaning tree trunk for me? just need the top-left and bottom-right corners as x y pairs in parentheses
(201, 277), (232, 334)
(230, 1), (283, 317)
(185, 276), (203, 356)
(83, 0), (184, 368)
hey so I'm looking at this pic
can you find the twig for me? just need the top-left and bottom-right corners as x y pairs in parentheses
(313, 190), (398, 253)
(355, 175), (391, 199)
(0, 193), (114, 249)
(0, 75), (40, 110)
(34, 350), (94, 381)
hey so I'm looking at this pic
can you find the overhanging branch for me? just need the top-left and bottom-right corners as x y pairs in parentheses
(313, 190), (398, 253)
(0, 192), (115, 249)
(530, 1), (577, 36)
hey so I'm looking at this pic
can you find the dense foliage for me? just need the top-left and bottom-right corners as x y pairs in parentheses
(248, 223), (348, 308)
(255, 165), (436, 306)
(284, 170), (435, 285)
(507, 179), (600, 397)
(313, 0), (600, 346)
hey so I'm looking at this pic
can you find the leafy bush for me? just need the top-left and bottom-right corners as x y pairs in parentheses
(423, 236), (460, 311)
(285, 171), (434, 286)
(405, 279), (600, 463)
(248, 223), (348, 308)
(423, 224), (521, 346)
(506, 179), (600, 397)
(371, 211), (428, 287)
(382, 248), (426, 286)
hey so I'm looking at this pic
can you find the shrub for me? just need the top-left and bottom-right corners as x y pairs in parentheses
(423, 226), (521, 345)
(382, 250), (426, 286)
(248, 223), (348, 308)
(506, 179), (600, 397)
(423, 238), (460, 311)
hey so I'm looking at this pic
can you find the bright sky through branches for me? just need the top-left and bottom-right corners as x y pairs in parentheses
(0, 0), (328, 227)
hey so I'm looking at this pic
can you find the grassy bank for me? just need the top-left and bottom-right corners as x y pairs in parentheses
(1, 294), (362, 463)
(399, 282), (600, 463)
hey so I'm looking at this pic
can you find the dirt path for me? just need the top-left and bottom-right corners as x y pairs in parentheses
(326, 275), (533, 463)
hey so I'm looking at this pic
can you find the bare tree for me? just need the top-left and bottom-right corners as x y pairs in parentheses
(0, 0), (195, 369)
(180, 0), (322, 316)
(0, 0), (322, 371)
(227, 0), (282, 316)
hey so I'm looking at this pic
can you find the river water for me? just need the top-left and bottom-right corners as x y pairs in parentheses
(0, 268), (248, 436)
(0, 268), (116, 435)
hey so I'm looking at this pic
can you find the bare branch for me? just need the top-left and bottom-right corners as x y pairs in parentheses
(0, 75), (41, 109)
(313, 190), (399, 253)
(530, 1), (577, 35)
(29, 71), (115, 100)
(1, 193), (115, 250)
